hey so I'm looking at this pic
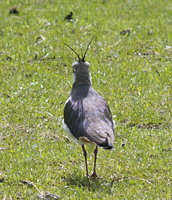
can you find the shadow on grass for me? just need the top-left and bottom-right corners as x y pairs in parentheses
(64, 173), (111, 191)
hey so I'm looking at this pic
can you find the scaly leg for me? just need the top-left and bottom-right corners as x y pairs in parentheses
(90, 146), (98, 178)
(82, 145), (89, 177)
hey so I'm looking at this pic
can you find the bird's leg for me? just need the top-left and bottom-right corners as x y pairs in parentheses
(82, 145), (89, 177)
(90, 146), (98, 178)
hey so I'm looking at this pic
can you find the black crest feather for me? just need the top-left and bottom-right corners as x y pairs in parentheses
(64, 36), (94, 62)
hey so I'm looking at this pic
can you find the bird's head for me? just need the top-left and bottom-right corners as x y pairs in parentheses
(72, 60), (91, 84)
(64, 36), (94, 85)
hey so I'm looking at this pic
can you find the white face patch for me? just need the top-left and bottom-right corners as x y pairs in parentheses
(89, 72), (92, 83)
(72, 72), (76, 83)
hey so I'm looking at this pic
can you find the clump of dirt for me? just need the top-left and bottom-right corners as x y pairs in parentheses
(9, 7), (19, 14)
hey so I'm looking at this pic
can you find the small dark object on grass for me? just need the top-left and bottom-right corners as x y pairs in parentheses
(6, 56), (11, 61)
(25, 74), (32, 78)
(9, 7), (19, 14)
(155, 68), (160, 76)
(35, 52), (38, 60)
(64, 12), (73, 20)
(121, 143), (125, 147)
(37, 191), (60, 200)
(120, 29), (130, 36)
(20, 180), (33, 187)
(0, 178), (4, 182)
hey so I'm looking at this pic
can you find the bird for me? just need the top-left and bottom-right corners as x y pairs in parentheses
(64, 12), (73, 20)
(63, 37), (114, 177)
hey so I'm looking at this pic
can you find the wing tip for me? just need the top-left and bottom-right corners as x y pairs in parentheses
(97, 143), (114, 150)
(103, 145), (114, 150)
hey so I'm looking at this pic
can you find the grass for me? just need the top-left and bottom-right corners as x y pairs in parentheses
(0, 0), (172, 199)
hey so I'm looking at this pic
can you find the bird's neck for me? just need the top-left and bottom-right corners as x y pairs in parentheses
(73, 71), (92, 85)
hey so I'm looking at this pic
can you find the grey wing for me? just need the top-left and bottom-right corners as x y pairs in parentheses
(64, 97), (88, 140)
(83, 95), (114, 149)
(64, 92), (114, 149)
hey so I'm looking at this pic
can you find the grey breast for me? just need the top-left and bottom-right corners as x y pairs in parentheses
(64, 84), (114, 149)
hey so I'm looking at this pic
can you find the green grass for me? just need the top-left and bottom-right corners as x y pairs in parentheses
(0, 0), (172, 199)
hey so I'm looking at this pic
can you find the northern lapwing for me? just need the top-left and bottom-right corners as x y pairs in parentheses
(63, 37), (114, 177)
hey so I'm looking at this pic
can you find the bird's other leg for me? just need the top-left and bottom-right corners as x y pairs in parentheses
(90, 146), (98, 178)
(82, 145), (89, 177)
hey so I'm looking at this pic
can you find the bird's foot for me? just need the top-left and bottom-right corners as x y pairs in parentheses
(90, 173), (98, 178)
